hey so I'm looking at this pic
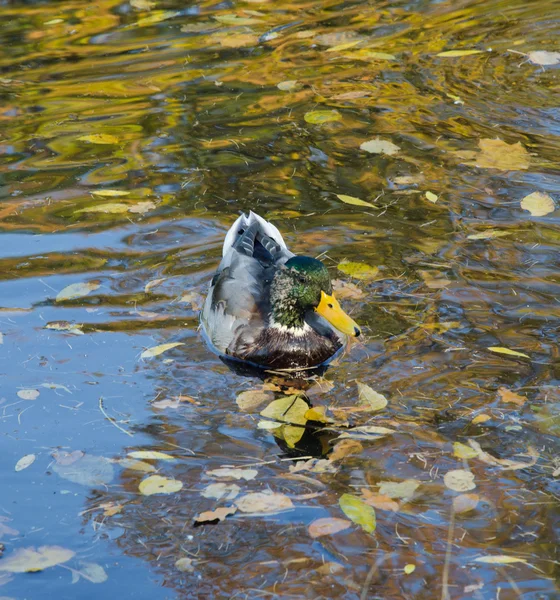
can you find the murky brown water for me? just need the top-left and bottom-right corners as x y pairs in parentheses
(0, 0), (558, 598)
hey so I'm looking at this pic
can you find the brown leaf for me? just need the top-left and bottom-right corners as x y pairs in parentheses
(329, 439), (364, 462)
(360, 490), (399, 512)
(308, 517), (351, 538)
(497, 387), (527, 406)
(194, 506), (237, 524)
(235, 491), (294, 514)
(453, 493), (479, 514)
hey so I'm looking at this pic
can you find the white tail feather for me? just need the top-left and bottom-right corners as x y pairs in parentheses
(222, 211), (288, 257)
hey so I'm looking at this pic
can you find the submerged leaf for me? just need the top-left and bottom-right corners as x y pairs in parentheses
(436, 50), (483, 57)
(78, 134), (119, 145)
(308, 517), (351, 538)
(467, 229), (511, 240)
(75, 562), (108, 584)
(520, 191), (555, 217)
(139, 475), (183, 496)
(75, 203), (129, 214)
(339, 494), (376, 533)
(304, 110), (342, 124)
(453, 442), (479, 459)
(236, 389), (274, 411)
(200, 482), (240, 501)
(527, 50), (560, 66)
(277, 80), (299, 91)
(127, 450), (175, 461)
(206, 467), (258, 481)
(91, 189), (130, 197)
(329, 439), (364, 462)
(443, 469), (476, 492)
(0, 546), (75, 573)
(360, 138), (400, 155)
(356, 382), (388, 411)
(453, 493), (480, 514)
(56, 282), (100, 302)
(425, 191), (438, 203)
(497, 387), (527, 406)
(140, 342), (184, 358)
(235, 491), (293, 514)
(360, 490), (399, 512)
(378, 479), (420, 500)
(337, 261), (379, 280)
(461, 139), (530, 170)
(336, 194), (376, 208)
(474, 555), (528, 565)
(53, 454), (114, 487)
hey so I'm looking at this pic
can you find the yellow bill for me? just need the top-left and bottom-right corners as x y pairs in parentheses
(315, 291), (361, 337)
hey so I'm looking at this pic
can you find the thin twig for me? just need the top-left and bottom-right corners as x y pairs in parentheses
(441, 503), (456, 600)
(99, 397), (133, 437)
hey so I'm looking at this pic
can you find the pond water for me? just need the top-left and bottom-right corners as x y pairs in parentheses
(0, 0), (558, 598)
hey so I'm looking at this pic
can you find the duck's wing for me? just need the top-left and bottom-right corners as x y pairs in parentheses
(201, 212), (292, 355)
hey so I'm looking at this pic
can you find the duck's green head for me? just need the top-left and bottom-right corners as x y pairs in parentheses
(270, 256), (361, 336)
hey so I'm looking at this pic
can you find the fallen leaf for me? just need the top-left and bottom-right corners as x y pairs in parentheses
(444, 469), (476, 492)
(425, 191), (438, 203)
(45, 321), (84, 335)
(461, 139), (530, 170)
(127, 450), (175, 460)
(236, 389), (274, 411)
(90, 189), (129, 198)
(130, 0), (155, 9)
(117, 458), (156, 473)
(360, 490), (399, 512)
(17, 389), (39, 400)
(487, 346), (530, 359)
(175, 557), (195, 572)
(140, 342), (184, 358)
(194, 506), (237, 524)
(360, 138), (400, 155)
(308, 517), (351, 538)
(467, 440), (539, 471)
(453, 493), (479, 514)
(336, 194), (376, 208)
(260, 395), (309, 425)
(206, 467), (258, 481)
(337, 261), (379, 280)
(52, 450), (84, 465)
(214, 14), (260, 25)
(436, 49), (483, 57)
(359, 50), (396, 60)
(497, 387), (527, 406)
(467, 230), (511, 240)
(329, 439), (364, 462)
(527, 50), (560, 66)
(317, 562), (345, 575)
(178, 291), (204, 309)
(520, 191), (555, 217)
(378, 479), (420, 500)
(339, 425), (395, 440)
(304, 406), (334, 423)
(75, 203), (129, 214)
(0, 546), (74, 573)
(128, 201), (156, 214)
(472, 413), (491, 424)
(339, 493), (376, 533)
(277, 80), (299, 91)
(356, 382), (388, 411)
(235, 491), (293, 514)
(15, 454), (35, 472)
(474, 555), (527, 565)
(75, 562), (108, 584)
(332, 279), (364, 299)
(218, 34), (258, 48)
(200, 482), (240, 501)
(137, 10), (179, 26)
(78, 134), (119, 145)
(290, 458), (337, 474)
(404, 564), (416, 574)
(453, 442), (479, 459)
(56, 282), (100, 302)
(139, 475), (183, 496)
(304, 110), (342, 125)
(53, 454), (114, 487)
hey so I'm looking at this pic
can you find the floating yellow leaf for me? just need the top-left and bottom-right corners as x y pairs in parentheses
(425, 191), (438, 203)
(436, 50), (483, 57)
(118, 458), (156, 473)
(127, 450), (175, 460)
(474, 555), (528, 565)
(235, 491), (293, 514)
(461, 139), (530, 170)
(282, 424), (305, 448)
(76, 203), (130, 214)
(56, 282), (100, 302)
(336, 194), (376, 208)
(304, 110), (342, 124)
(520, 191), (555, 217)
(360, 138), (400, 155)
(360, 51), (396, 60)
(472, 413), (491, 424)
(443, 469), (476, 492)
(78, 134), (119, 145)
(488, 346), (530, 359)
(0, 546), (75, 573)
(137, 10), (178, 26)
(260, 395), (309, 425)
(139, 475), (183, 496)
(404, 564), (416, 574)
(308, 517), (351, 538)
(130, 0), (155, 10)
(304, 406), (333, 423)
(140, 342), (184, 358)
(338, 261), (379, 280)
(91, 189), (130, 197)
(360, 490), (399, 512)
(453, 442), (479, 459)
(339, 493), (376, 533)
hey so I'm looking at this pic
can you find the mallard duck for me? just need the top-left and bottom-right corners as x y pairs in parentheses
(201, 212), (361, 370)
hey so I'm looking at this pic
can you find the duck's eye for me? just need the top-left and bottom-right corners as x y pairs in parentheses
(297, 274), (306, 283)
(328, 303), (333, 308)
